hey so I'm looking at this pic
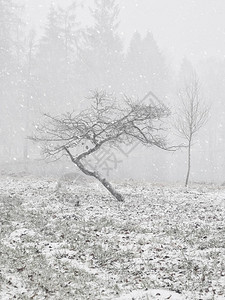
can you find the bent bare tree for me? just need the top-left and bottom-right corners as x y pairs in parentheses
(32, 91), (170, 201)
(175, 73), (209, 187)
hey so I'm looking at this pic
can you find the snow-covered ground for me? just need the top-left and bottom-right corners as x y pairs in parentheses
(0, 175), (224, 299)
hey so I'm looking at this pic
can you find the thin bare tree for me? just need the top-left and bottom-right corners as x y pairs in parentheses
(175, 73), (209, 187)
(31, 91), (170, 201)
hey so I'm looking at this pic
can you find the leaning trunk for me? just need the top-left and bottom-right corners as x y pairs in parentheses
(63, 146), (124, 201)
(75, 159), (123, 201)
(93, 174), (124, 202)
(79, 162), (124, 201)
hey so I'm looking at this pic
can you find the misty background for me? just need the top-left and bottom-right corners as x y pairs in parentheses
(1, 0), (225, 183)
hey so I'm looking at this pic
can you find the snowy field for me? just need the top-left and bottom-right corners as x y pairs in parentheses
(0, 175), (224, 300)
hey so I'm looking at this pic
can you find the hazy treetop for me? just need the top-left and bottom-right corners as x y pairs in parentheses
(23, 0), (225, 64)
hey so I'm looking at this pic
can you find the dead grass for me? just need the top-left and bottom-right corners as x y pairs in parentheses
(0, 176), (224, 299)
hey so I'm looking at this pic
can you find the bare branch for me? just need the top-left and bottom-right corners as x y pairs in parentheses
(31, 90), (171, 201)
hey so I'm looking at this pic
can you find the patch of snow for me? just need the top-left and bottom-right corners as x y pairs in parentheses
(113, 288), (185, 300)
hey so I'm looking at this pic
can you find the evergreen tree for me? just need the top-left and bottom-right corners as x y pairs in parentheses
(35, 4), (64, 113)
(142, 32), (168, 94)
(125, 31), (168, 98)
(35, 2), (80, 113)
(177, 57), (195, 87)
(20, 29), (38, 159)
(79, 0), (124, 93)
(0, 0), (25, 160)
(124, 31), (143, 97)
(124, 31), (170, 181)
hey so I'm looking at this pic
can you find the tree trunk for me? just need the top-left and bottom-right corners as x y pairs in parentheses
(94, 174), (124, 202)
(185, 140), (191, 187)
(76, 159), (124, 201)
(64, 146), (124, 201)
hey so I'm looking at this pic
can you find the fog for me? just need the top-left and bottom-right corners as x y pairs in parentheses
(1, 0), (225, 184)
(24, 0), (225, 62)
